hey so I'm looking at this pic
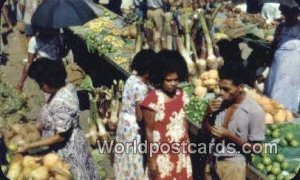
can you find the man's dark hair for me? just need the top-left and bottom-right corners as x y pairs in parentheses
(219, 63), (247, 86)
(130, 49), (156, 76)
(28, 58), (66, 89)
(149, 50), (188, 88)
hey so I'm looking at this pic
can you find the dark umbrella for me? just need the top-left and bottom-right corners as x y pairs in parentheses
(31, 0), (97, 29)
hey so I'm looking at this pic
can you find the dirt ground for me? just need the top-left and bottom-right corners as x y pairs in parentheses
(1, 26), (114, 179)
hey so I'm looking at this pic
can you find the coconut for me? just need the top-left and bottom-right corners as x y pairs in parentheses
(208, 70), (219, 80)
(194, 86), (207, 98)
(192, 79), (202, 87)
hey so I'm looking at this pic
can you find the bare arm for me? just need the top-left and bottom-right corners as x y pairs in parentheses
(27, 133), (65, 149)
(142, 108), (155, 146)
(17, 53), (36, 91)
(136, 100), (143, 122)
(16, 133), (65, 153)
(141, 107), (157, 178)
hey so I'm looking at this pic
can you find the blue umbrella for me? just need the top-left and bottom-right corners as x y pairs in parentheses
(31, 0), (97, 29)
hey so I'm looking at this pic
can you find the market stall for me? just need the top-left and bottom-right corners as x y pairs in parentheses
(63, 3), (300, 180)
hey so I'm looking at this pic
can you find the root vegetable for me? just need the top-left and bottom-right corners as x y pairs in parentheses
(121, 28), (129, 38)
(194, 86), (207, 98)
(199, 13), (217, 70)
(175, 36), (197, 75)
(43, 153), (60, 169)
(200, 71), (209, 81)
(23, 156), (41, 168)
(213, 45), (224, 68)
(29, 166), (49, 180)
(7, 161), (22, 180)
(203, 79), (218, 87)
(129, 26), (137, 38)
(208, 70), (219, 80)
(18, 164), (40, 180)
(55, 174), (71, 180)
(193, 79), (202, 87)
(7, 155), (23, 180)
(51, 161), (72, 179)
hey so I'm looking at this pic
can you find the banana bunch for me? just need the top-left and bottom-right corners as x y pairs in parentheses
(103, 35), (124, 48)
(113, 56), (128, 64)
(111, 29), (122, 36)
(85, 17), (115, 32)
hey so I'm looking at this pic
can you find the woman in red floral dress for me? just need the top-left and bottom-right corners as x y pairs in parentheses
(141, 50), (192, 180)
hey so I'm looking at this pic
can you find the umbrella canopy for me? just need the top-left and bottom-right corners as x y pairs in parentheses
(31, 0), (97, 29)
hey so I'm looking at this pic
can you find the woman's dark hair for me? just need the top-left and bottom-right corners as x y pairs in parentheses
(28, 58), (67, 89)
(149, 50), (188, 88)
(219, 63), (247, 86)
(130, 49), (156, 76)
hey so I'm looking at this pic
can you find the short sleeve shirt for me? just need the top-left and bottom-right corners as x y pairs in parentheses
(212, 95), (265, 161)
(120, 75), (148, 116)
(28, 36), (62, 61)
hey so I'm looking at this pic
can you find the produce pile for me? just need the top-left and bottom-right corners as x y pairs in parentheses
(245, 88), (294, 124)
(80, 76), (124, 148)
(184, 70), (294, 126)
(1, 122), (41, 152)
(0, 79), (28, 126)
(214, 4), (277, 42)
(4, 153), (71, 180)
(84, 14), (126, 54)
(184, 70), (220, 125)
(251, 122), (300, 179)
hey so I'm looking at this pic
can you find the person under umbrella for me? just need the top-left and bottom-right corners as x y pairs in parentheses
(16, 28), (66, 92)
(31, 0), (97, 29)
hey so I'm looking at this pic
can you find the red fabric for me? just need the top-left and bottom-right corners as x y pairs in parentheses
(141, 89), (192, 180)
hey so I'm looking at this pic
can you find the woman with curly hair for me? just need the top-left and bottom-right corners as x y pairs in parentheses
(114, 49), (156, 180)
(140, 50), (192, 180)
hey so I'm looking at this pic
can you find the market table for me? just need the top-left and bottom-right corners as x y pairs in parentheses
(65, 4), (299, 180)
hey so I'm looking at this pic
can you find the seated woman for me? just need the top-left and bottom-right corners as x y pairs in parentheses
(16, 58), (100, 180)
